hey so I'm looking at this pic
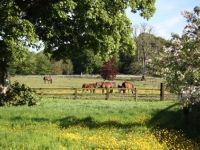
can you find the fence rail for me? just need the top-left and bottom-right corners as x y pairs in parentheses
(32, 86), (178, 101)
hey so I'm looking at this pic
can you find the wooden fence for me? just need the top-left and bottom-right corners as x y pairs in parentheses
(32, 83), (178, 101)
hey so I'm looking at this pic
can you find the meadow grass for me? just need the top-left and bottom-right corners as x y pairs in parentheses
(0, 99), (199, 149)
(10, 76), (174, 101)
(10, 76), (164, 89)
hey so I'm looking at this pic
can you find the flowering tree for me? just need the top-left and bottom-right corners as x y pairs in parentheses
(149, 6), (200, 107)
(100, 57), (118, 81)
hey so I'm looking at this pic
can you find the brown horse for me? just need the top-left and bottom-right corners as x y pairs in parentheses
(82, 83), (97, 93)
(43, 76), (52, 84)
(96, 82), (115, 93)
(121, 81), (135, 94)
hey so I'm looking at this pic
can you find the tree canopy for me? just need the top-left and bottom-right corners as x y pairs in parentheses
(15, 0), (156, 60)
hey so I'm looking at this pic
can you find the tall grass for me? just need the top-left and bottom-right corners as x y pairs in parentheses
(0, 99), (199, 149)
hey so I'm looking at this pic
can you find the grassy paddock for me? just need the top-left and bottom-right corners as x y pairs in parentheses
(10, 76), (177, 101)
(0, 99), (199, 149)
(10, 76), (165, 89)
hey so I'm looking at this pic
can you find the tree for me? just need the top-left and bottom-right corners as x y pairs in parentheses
(100, 57), (118, 81)
(133, 24), (155, 66)
(71, 49), (103, 74)
(62, 59), (74, 75)
(16, 0), (156, 60)
(10, 51), (37, 75)
(0, 1), (38, 90)
(35, 52), (53, 75)
(51, 60), (63, 75)
(149, 6), (200, 106)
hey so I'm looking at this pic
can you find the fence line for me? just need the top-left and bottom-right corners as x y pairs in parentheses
(32, 85), (178, 101)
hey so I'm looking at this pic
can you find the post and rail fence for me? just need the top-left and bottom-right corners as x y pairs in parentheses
(32, 83), (178, 101)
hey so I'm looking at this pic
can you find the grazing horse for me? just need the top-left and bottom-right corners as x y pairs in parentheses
(121, 81), (135, 94)
(82, 83), (97, 93)
(43, 76), (52, 84)
(96, 82), (115, 93)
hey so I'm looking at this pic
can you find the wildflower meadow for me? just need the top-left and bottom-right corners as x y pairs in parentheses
(0, 99), (199, 150)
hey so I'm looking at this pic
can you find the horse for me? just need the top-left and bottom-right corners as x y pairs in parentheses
(121, 81), (135, 94)
(82, 83), (97, 93)
(96, 82), (115, 93)
(43, 76), (52, 84)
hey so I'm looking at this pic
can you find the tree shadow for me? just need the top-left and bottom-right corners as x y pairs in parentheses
(147, 103), (200, 144)
(56, 116), (146, 130)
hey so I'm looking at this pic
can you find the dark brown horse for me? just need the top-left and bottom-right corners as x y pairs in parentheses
(96, 82), (115, 93)
(43, 76), (52, 84)
(121, 81), (135, 94)
(82, 83), (97, 93)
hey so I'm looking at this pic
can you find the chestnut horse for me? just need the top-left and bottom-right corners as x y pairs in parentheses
(82, 83), (97, 93)
(43, 76), (52, 84)
(120, 81), (135, 94)
(96, 82), (116, 93)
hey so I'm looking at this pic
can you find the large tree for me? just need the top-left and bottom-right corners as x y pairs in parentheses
(0, 1), (38, 90)
(0, 0), (156, 91)
(16, 0), (156, 60)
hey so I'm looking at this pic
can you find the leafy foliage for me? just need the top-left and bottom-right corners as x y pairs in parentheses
(100, 57), (118, 80)
(0, 81), (41, 106)
(16, 0), (156, 61)
(149, 6), (200, 109)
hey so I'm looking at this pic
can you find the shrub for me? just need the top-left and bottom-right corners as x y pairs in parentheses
(0, 81), (41, 106)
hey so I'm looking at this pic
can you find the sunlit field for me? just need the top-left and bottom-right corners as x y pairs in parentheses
(0, 99), (199, 149)
(10, 75), (165, 89)
(10, 76), (176, 101)
(1, 76), (198, 149)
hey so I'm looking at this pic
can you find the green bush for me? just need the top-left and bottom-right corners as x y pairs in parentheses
(0, 81), (41, 106)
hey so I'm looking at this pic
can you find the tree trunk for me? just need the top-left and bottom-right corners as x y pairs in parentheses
(0, 61), (10, 94)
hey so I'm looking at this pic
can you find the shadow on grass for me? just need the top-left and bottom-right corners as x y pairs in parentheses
(147, 103), (200, 144)
(56, 116), (143, 129)
(56, 103), (200, 145)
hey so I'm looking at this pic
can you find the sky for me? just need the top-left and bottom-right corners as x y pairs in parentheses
(126, 0), (199, 40)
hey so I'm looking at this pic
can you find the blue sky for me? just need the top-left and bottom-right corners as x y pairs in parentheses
(126, 0), (199, 40)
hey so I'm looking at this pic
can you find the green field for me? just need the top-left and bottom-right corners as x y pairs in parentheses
(0, 99), (199, 149)
(1, 76), (199, 149)
(10, 76), (176, 101)
(10, 76), (165, 89)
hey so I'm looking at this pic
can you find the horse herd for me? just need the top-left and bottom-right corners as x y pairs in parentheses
(43, 76), (135, 94)
(82, 81), (135, 94)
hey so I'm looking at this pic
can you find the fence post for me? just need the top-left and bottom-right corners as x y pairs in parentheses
(160, 83), (164, 101)
(74, 88), (77, 100)
(106, 88), (110, 100)
(39, 88), (43, 99)
(134, 88), (137, 101)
